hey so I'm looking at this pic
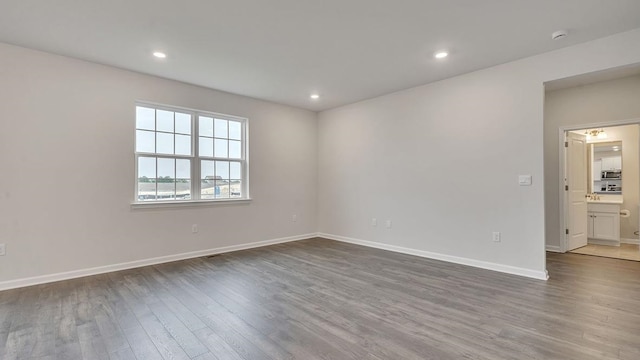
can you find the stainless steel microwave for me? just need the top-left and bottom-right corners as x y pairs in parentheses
(601, 170), (622, 179)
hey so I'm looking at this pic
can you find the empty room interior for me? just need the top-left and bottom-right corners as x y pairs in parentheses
(2, 1), (640, 359)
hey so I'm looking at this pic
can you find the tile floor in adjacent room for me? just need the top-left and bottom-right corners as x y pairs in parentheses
(570, 243), (640, 261)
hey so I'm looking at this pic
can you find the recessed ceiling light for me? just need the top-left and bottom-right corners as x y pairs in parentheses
(310, 94), (320, 100)
(153, 51), (167, 59)
(551, 30), (568, 40)
(434, 51), (448, 59)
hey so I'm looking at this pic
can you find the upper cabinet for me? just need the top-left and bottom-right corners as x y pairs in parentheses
(601, 156), (621, 170)
(593, 159), (602, 180)
(591, 141), (622, 194)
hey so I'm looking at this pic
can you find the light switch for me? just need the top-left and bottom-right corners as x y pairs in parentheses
(518, 175), (532, 186)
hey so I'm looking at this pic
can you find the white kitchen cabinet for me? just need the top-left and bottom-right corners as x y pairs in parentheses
(593, 159), (602, 181)
(601, 156), (622, 170)
(613, 156), (622, 170)
(587, 203), (620, 243)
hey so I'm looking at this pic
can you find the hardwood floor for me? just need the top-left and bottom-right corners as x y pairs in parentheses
(1, 238), (640, 359)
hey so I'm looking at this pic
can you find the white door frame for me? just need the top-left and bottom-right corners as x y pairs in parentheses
(558, 117), (640, 253)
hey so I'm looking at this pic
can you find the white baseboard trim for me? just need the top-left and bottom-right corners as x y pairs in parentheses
(0, 233), (317, 292)
(546, 245), (562, 253)
(588, 238), (620, 246)
(621, 237), (640, 245)
(320, 233), (549, 281)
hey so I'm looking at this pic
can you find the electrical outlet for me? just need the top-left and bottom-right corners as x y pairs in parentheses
(292, 214), (297, 222)
(371, 218), (377, 226)
(192, 224), (198, 234)
(492, 232), (501, 242)
(0, 243), (5, 256)
(385, 220), (392, 229)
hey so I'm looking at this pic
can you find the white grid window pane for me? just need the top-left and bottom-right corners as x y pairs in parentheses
(215, 180), (229, 199)
(230, 162), (241, 179)
(229, 140), (241, 159)
(157, 181), (175, 200)
(215, 119), (228, 138)
(215, 161), (229, 179)
(201, 160), (215, 199)
(136, 107), (155, 130)
(214, 139), (228, 158)
(157, 158), (175, 179)
(228, 121), (241, 140)
(175, 113), (191, 134)
(176, 180), (191, 200)
(156, 133), (174, 154)
(175, 134), (191, 156)
(136, 130), (155, 153)
(138, 157), (156, 178)
(230, 180), (241, 197)
(157, 157), (176, 200)
(138, 181), (156, 201)
(199, 116), (214, 137)
(176, 159), (190, 179)
(157, 110), (174, 133)
(199, 137), (213, 157)
(201, 160), (214, 178)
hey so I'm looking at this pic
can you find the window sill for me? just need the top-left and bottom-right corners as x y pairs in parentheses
(131, 198), (252, 210)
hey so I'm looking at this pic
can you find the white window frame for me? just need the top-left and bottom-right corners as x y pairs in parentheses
(132, 101), (250, 208)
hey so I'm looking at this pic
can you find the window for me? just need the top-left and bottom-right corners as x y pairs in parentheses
(135, 103), (247, 203)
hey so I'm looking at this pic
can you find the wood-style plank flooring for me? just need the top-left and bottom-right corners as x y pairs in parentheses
(1, 238), (640, 359)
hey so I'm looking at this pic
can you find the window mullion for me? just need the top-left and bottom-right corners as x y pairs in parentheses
(154, 157), (159, 200)
(242, 120), (248, 197)
(193, 111), (200, 200)
(154, 108), (158, 153)
(135, 154), (140, 202)
(173, 158), (177, 201)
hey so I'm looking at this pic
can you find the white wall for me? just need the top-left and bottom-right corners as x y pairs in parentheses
(597, 125), (639, 240)
(0, 43), (318, 285)
(4, 29), (640, 287)
(317, 29), (640, 278)
(545, 77), (640, 248)
(545, 80), (640, 248)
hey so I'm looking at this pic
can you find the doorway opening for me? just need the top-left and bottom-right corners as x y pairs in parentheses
(559, 122), (640, 261)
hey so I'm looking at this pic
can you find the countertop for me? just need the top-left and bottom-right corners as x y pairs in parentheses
(587, 198), (623, 205)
